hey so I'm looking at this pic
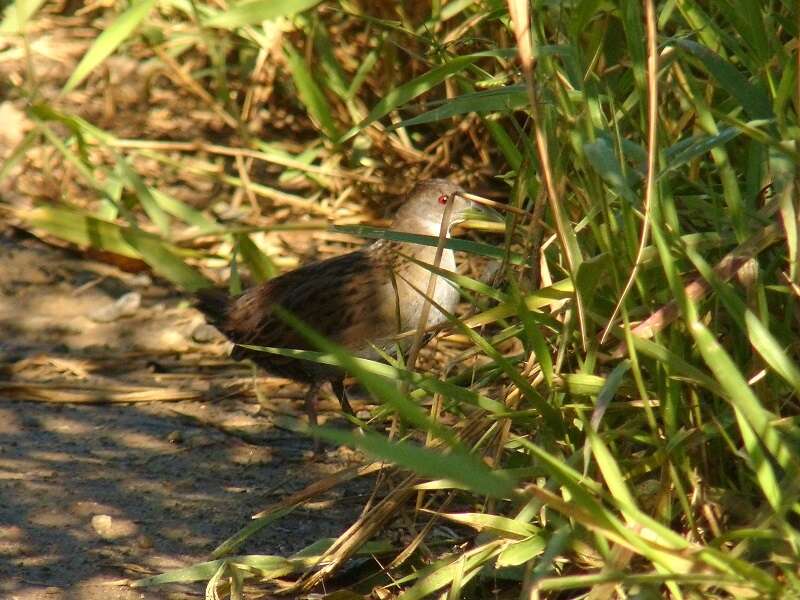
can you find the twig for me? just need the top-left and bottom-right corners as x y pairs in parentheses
(0, 381), (203, 403)
(507, 0), (586, 347)
(609, 223), (784, 358)
(601, 0), (659, 343)
(109, 138), (384, 184)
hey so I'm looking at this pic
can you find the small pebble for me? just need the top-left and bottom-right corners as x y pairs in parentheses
(89, 291), (141, 322)
(129, 273), (152, 287)
(160, 329), (187, 351)
(191, 323), (220, 343)
(186, 433), (215, 448)
(90, 514), (137, 540)
(166, 430), (183, 444)
(90, 514), (114, 540)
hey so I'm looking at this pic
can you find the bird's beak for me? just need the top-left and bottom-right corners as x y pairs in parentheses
(452, 191), (505, 229)
(465, 203), (504, 222)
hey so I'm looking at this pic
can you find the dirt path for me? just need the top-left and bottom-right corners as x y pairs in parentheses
(0, 229), (370, 599)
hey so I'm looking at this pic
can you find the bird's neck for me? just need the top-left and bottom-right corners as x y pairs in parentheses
(391, 217), (451, 238)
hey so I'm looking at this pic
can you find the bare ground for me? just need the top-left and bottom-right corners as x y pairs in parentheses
(0, 228), (373, 599)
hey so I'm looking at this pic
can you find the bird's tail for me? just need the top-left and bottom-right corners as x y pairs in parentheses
(194, 287), (231, 328)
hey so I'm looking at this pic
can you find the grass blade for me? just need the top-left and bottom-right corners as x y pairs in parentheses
(205, 0), (321, 29)
(63, 0), (156, 93)
(314, 428), (516, 500)
(388, 85), (528, 129)
(284, 42), (340, 140)
(339, 54), (486, 142)
(235, 233), (278, 282)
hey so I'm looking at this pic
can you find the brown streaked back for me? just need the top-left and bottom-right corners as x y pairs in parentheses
(198, 249), (393, 382)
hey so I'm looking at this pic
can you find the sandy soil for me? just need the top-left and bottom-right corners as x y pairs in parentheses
(0, 229), (373, 599)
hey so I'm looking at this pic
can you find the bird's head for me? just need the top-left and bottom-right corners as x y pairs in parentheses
(391, 179), (471, 236)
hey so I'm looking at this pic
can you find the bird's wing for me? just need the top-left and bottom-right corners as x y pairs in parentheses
(222, 249), (397, 354)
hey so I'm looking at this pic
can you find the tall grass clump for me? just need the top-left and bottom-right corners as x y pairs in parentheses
(2, 0), (799, 597)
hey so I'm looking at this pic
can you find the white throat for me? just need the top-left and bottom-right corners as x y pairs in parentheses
(394, 217), (453, 237)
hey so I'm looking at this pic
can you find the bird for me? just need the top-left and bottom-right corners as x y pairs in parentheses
(196, 179), (471, 428)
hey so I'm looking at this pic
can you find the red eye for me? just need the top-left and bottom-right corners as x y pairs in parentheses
(437, 194), (448, 205)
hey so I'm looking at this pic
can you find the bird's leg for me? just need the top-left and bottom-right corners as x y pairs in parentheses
(304, 381), (325, 454)
(304, 381), (322, 428)
(421, 330), (438, 348)
(330, 378), (354, 416)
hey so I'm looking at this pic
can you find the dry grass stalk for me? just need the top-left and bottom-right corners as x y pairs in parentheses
(610, 222), (784, 357)
(0, 381), (203, 403)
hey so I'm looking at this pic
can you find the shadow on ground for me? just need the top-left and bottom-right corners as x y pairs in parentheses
(0, 230), (371, 599)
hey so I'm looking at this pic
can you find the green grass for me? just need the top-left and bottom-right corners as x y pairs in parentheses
(2, 0), (799, 597)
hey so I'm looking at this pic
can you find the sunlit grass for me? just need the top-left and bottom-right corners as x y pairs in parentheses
(2, 0), (799, 597)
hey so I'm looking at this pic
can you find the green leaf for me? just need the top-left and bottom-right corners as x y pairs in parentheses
(673, 39), (773, 121)
(629, 336), (718, 392)
(389, 85), (528, 129)
(315, 428), (516, 500)
(583, 138), (638, 204)
(238, 345), (506, 415)
(1, 0), (47, 32)
(496, 536), (547, 567)
(312, 23), (350, 100)
(30, 103), (115, 144)
(556, 373), (610, 396)
(770, 144), (799, 281)
(63, 0), (157, 93)
(0, 129), (38, 182)
(346, 39), (381, 100)
(23, 204), (211, 292)
(663, 128), (741, 173)
(120, 228), (212, 292)
(683, 246), (800, 395)
(583, 360), (631, 475)
(339, 53), (485, 142)
(267, 307), (460, 444)
(586, 424), (638, 509)
(133, 555), (293, 586)
(235, 233), (278, 282)
(397, 541), (505, 600)
(116, 157), (171, 236)
(688, 317), (795, 492)
(290, 537), (393, 560)
(211, 506), (297, 559)
(464, 278), (574, 328)
(400, 279), (565, 434)
(151, 190), (220, 234)
(511, 282), (554, 387)
(205, 0), (321, 29)
(134, 559), (235, 585)
(435, 512), (540, 539)
(25, 204), (141, 259)
(35, 122), (106, 195)
(284, 42), (340, 140)
(332, 224), (526, 264)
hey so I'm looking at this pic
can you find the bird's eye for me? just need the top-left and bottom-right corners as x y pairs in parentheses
(437, 194), (448, 205)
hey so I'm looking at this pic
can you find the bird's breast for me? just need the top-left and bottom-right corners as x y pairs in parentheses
(314, 242), (461, 360)
(366, 245), (459, 342)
